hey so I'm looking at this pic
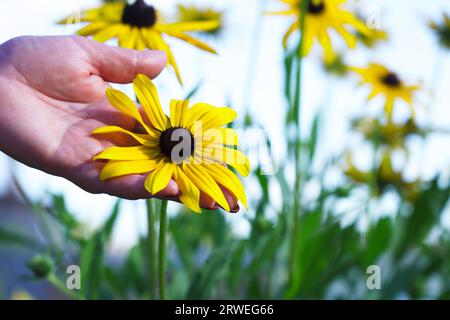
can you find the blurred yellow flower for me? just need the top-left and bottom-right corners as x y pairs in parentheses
(352, 117), (423, 151)
(176, 4), (224, 37)
(58, 0), (219, 84)
(93, 74), (249, 213)
(345, 153), (420, 200)
(350, 63), (420, 121)
(10, 290), (34, 300)
(322, 53), (348, 77)
(270, 0), (369, 62)
(429, 13), (450, 50)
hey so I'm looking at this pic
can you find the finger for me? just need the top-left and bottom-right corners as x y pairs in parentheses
(200, 193), (218, 211)
(220, 185), (239, 213)
(70, 162), (179, 200)
(78, 36), (167, 83)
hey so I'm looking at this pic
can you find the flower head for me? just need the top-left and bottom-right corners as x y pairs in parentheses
(352, 116), (424, 151)
(344, 152), (419, 200)
(58, 0), (219, 84)
(429, 13), (450, 50)
(269, 0), (370, 62)
(176, 4), (224, 37)
(92, 74), (249, 213)
(350, 63), (420, 120)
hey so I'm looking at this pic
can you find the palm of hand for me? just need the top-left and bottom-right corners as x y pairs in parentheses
(0, 35), (175, 199)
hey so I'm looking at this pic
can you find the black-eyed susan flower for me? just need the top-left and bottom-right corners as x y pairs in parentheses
(352, 116), (424, 151)
(269, 0), (369, 62)
(92, 74), (249, 213)
(176, 4), (224, 37)
(344, 153), (419, 200)
(429, 13), (450, 50)
(58, 0), (219, 84)
(350, 63), (420, 120)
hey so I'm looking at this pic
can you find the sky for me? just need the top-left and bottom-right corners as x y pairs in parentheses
(0, 0), (449, 252)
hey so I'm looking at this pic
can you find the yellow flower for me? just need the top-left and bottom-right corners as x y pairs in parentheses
(322, 53), (348, 77)
(429, 13), (450, 50)
(350, 63), (420, 120)
(344, 153), (419, 200)
(353, 116), (423, 151)
(269, 0), (369, 62)
(58, 0), (219, 84)
(92, 74), (249, 213)
(10, 290), (34, 300)
(176, 4), (224, 37)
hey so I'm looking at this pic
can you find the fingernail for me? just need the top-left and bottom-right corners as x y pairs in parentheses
(146, 50), (167, 64)
(230, 204), (240, 213)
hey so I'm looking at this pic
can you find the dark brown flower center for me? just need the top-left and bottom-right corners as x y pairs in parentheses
(381, 72), (401, 87)
(307, 0), (325, 15)
(159, 127), (195, 162)
(121, 0), (157, 28)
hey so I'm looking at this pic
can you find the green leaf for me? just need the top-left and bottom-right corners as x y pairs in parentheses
(186, 246), (232, 299)
(52, 194), (79, 231)
(0, 225), (40, 250)
(101, 200), (121, 240)
(396, 178), (450, 257)
(364, 217), (393, 265)
(184, 80), (203, 100)
(307, 113), (320, 164)
(79, 199), (121, 299)
(79, 232), (103, 299)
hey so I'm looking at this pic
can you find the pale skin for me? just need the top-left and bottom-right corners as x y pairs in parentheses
(0, 35), (237, 210)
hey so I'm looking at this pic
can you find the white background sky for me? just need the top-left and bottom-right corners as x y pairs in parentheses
(0, 0), (449, 252)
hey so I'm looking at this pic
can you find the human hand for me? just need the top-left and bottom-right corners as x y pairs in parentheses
(0, 35), (235, 210)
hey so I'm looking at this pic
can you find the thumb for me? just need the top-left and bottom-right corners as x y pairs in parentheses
(79, 36), (167, 83)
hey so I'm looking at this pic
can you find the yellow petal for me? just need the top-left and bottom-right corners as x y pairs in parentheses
(184, 103), (215, 129)
(283, 22), (297, 48)
(144, 162), (175, 195)
(76, 22), (109, 36)
(135, 30), (147, 50)
(170, 99), (189, 127)
(121, 26), (138, 49)
(332, 23), (357, 48)
(182, 163), (230, 211)
(92, 23), (122, 42)
(133, 74), (170, 131)
(201, 145), (250, 177)
(157, 20), (220, 33)
(174, 167), (201, 213)
(340, 11), (370, 36)
(164, 31), (217, 54)
(194, 107), (237, 134)
(202, 164), (247, 208)
(150, 33), (183, 85)
(94, 146), (159, 161)
(118, 25), (131, 47)
(201, 128), (239, 147)
(91, 125), (159, 145)
(318, 30), (335, 63)
(100, 159), (161, 180)
(105, 87), (154, 135)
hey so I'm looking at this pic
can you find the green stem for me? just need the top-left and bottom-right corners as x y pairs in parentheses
(47, 274), (81, 300)
(289, 0), (308, 284)
(146, 199), (157, 299)
(158, 200), (168, 300)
